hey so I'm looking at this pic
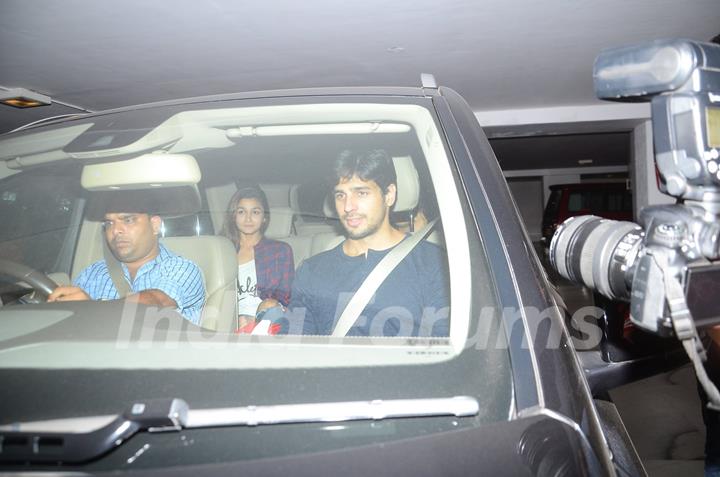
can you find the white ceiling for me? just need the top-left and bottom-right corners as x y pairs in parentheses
(1, 0), (719, 139)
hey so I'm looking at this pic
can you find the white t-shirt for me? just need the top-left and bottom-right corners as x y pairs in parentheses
(237, 260), (262, 316)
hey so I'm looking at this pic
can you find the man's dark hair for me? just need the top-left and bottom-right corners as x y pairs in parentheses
(333, 149), (396, 194)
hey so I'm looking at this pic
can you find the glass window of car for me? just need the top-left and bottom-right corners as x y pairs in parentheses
(567, 191), (583, 212)
(0, 97), (506, 373)
(0, 164), (83, 275)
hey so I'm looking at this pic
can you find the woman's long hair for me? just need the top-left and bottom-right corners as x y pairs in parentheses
(221, 184), (270, 251)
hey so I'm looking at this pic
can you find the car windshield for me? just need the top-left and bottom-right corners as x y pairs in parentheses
(0, 94), (507, 378)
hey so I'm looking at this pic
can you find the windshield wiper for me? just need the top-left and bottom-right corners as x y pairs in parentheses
(0, 396), (479, 464)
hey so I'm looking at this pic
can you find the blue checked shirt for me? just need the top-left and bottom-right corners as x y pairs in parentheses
(74, 244), (205, 325)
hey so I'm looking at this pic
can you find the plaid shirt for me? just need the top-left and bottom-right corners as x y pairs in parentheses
(254, 238), (294, 306)
(74, 244), (205, 325)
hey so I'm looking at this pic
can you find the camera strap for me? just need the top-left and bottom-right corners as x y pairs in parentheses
(657, 254), (720, 411)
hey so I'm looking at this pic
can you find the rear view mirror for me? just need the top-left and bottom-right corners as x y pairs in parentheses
(81, 154), (202, 218)
(81, 153), (200, 191)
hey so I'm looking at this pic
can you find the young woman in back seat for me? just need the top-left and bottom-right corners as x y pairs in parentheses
(221, 184), (294, 333)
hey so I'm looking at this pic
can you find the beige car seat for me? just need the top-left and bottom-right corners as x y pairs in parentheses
(160, 235), (238, 332)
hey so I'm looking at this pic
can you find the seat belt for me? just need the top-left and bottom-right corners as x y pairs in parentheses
(331, 219), (437, 337)
(102, 235), (132, 297)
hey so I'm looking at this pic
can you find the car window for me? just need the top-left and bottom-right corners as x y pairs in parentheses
(584, 190), (605, 213)
(567, 191), (583, 212)
(160, 184), (215, 238)
(607, 188), (633, 213)
(0, 97), (505, 373)
(607, 190), (621, 212)
(0, 164), (83, 275)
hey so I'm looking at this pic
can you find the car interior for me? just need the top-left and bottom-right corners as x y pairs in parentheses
(67, 153), (438, 332)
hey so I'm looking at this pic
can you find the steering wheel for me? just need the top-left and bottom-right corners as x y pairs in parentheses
(0, 258), (58, 301)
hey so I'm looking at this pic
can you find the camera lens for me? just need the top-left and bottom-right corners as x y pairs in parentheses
(549, 215), (643, 301)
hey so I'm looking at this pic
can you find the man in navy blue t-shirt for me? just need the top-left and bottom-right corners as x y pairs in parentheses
(259, 149), (449, 337)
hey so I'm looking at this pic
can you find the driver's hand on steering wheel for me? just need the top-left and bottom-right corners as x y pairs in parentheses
(48, 286), (91, 302)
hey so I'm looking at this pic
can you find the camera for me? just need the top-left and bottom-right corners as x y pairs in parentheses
(549, 38), (720, 405)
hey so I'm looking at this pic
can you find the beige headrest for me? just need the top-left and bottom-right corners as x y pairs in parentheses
(265, 206), (295, 238)
(323, 156), (420, 217)
(259, 183), (292, 208)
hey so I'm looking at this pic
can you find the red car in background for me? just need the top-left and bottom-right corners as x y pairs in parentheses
(541, 182), (633, 245)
